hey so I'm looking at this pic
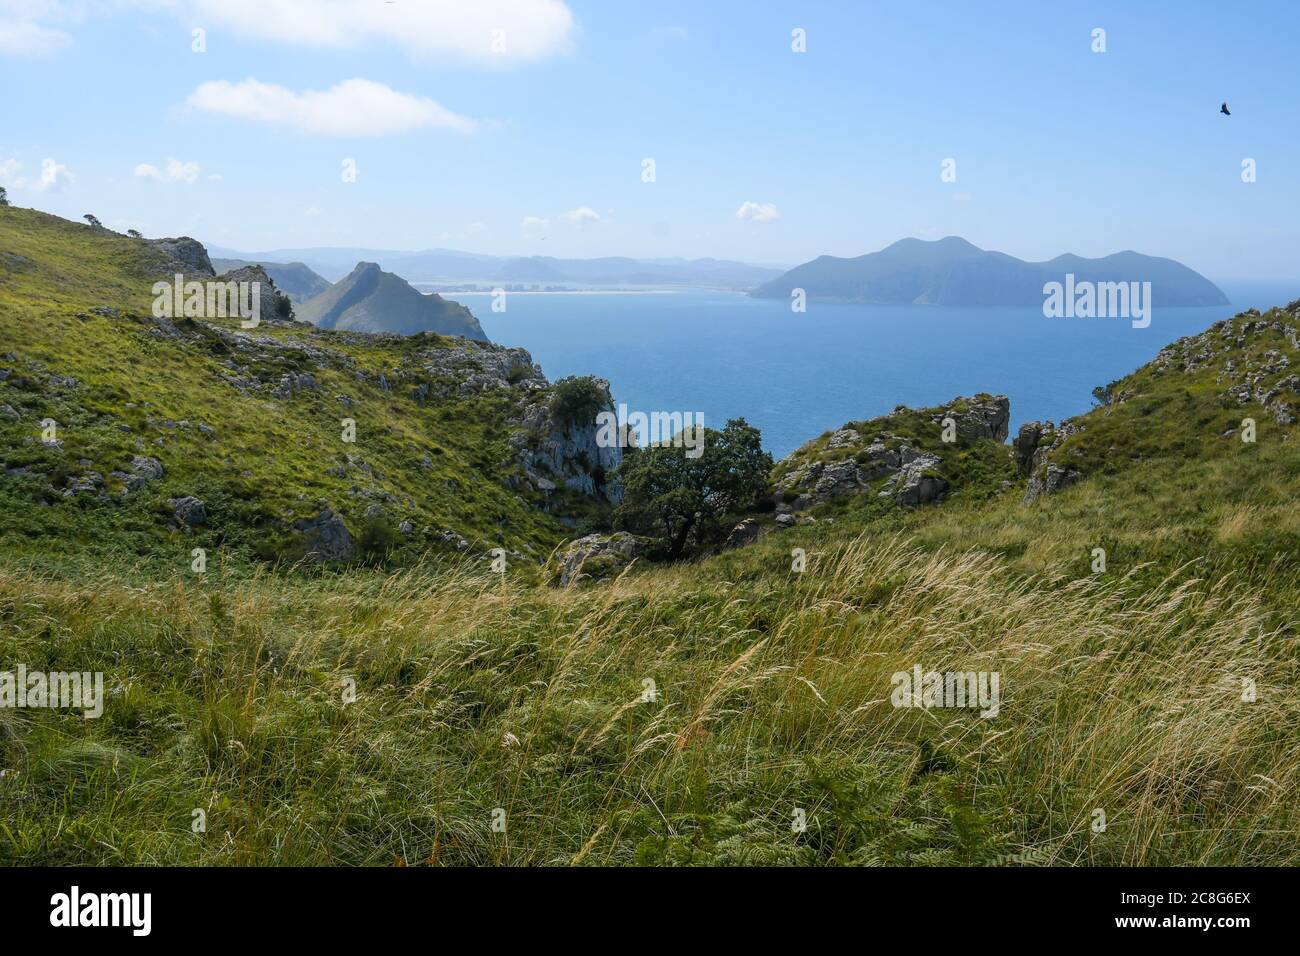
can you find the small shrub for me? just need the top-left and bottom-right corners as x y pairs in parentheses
(550, 376), (610, 429)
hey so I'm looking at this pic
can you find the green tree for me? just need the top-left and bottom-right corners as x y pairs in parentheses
(0, 186), (8, 207)
(551, 375), (611, 428)
(127, 228), (142, 239)
(83, 213), (103, 228)
(273, 290), (293, 319)
(615, 417), (772, 559)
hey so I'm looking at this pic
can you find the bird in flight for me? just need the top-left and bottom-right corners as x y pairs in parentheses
(1221, 102), (1231, 116)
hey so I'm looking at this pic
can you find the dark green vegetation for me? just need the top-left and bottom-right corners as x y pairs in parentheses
(615, 418), (772, 558)
(752, 235), (1228, 306)
(296, 261), (486, 340)
(1, 206), (1297, 866)
(549, 375), (612, 429)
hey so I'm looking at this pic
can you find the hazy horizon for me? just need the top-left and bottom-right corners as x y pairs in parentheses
(3, 1), (1299, 279)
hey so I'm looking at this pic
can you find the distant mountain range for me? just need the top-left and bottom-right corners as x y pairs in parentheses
(296, 262), (487, 341)
(751, 237), (1229, 307)
(210, 258), (332, 304)
(207, 244), (785, 290)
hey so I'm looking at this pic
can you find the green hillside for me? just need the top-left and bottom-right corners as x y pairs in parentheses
(1, 207), (1298, 867)
(0, 207), (595, 573)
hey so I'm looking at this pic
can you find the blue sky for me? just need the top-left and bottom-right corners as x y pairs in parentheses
(1, 0), (1297, 278)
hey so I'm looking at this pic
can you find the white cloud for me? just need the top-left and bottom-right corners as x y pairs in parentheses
(736, 200), (780, 223)
(165, 158), (201, 182)
(559, 205), (601, 225)
(10, 157), (73, 191)
(520, 215), (548, 230)
(187, 77), (478, 137)
(206, 173), (222, 182)
(135, 158), (202, 183)
(304, 206), (321, 217)
(191, 0), (576, 66)
(35, 157), (73, 190)
(0, 18), (70, 56)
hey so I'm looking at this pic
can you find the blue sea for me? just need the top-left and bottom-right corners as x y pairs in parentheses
(448, 281), (1298, 460)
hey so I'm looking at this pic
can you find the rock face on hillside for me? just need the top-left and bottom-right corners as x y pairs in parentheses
(1017, 420), (1083, 501)
(213, 265), (296, 324)
(509, 381), (624, 506)
(554, 532), (650, 586)
(145, 237), (215, 278)
(375, 337), (620, 505)
(295, 508), (355, 562)
(773, 394), (1007, 510)
(414, 341), (546, 396)
(933, 394), (1009, 442)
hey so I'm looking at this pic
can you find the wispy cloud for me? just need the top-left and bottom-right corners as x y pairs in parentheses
(191, 0), (576, 66)
(135, 158), (202, 183)
(186, 78), (478, 137)
(559, 206), (602, 225)
(0, 0), (576, 64)
(0, 18), (70, 56)
(736, 200), (780, 223)
(32, 157), (73, 191)
(2, 157), (74, 191)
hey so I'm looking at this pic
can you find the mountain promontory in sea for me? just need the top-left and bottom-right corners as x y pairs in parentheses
(750, 236), (1229, 307)
(296, 261), (488, 340)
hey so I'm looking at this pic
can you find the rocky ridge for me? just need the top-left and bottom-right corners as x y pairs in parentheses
(1018, 302), (1300, 501)
(773, 394), (1010, 511)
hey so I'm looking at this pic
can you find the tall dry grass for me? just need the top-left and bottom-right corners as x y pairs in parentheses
(1, 532), (1296, 865)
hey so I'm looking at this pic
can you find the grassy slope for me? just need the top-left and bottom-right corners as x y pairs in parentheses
(1, 206), (1297, 865)
(0, 207), (568, 572)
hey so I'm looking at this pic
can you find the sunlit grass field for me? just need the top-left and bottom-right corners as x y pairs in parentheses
(3, 447), (1296, 865)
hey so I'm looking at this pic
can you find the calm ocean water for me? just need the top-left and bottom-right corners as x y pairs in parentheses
(450, 281), (1298, 460)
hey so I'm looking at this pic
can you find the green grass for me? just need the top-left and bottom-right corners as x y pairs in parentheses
(0, 206), (581, 569)
(1, 512), (1295, 865)
(2, 206), (1298, 866)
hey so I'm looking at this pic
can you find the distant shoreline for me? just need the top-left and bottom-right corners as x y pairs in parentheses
(424, 289), (684, 296)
